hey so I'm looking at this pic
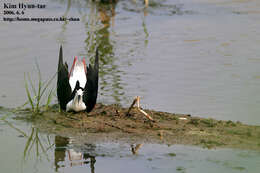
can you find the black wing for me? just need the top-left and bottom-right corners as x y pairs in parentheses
(57, 46), (72, 110)
(83, 48), (99, 113)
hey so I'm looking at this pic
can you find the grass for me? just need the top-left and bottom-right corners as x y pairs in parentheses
(24, 62), (55, 115)
(200, 139), (225, 148)
(188, 118), (199, 126)
(226, 120), (237, 127)
(226, 128), (253, 137)
(200, 118), (217, 127)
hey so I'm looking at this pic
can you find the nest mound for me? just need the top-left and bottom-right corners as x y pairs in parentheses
(18, 103), (260, 150)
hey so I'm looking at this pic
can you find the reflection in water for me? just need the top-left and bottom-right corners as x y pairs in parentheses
(84, 1), (126, 104)
(55, 0), (152, 105)
(2, 119), (53, 162)
(54, 136), (96, 173)
(57, 0), (130, 104)
(99, 1), (117, 28)
(54, 137), (143, 172)
(57, 0), (71, 44)
(124, 0), (193, 16)
(54, 136), (68, 171)
(131, 143), (143, 155)
(2, 119), (97, 172)
(142, 15), (149, 46)
(2, 116), (260, 173)
(23, 127), (52, 160)
(54, 136), (144, 172)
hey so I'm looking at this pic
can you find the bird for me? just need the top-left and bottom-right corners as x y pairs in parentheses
(57, 46), (99, 112)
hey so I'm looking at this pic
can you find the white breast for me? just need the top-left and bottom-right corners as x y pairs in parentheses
(66, 89), (86, 112)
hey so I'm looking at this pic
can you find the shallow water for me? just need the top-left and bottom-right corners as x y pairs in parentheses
(1, 0), (260, 172)
(1, 114), (260, 173)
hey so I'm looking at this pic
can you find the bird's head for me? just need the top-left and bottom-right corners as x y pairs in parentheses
(74, 88), (83, 104)
(73, 80), (84, 104)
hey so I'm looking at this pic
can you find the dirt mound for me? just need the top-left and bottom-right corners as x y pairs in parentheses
(17, 103), (260, 150)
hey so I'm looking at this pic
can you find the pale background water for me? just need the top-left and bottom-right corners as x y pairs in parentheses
(1, 0), (260, 125)
(1, 0), (260, 172)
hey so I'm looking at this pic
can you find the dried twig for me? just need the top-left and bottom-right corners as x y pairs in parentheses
(126, 97), (138, 116)
(126, 96), (154, 122)
(136, 96), (154, 121)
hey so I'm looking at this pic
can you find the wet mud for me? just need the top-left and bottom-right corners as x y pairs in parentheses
(14, 103), (260, 150)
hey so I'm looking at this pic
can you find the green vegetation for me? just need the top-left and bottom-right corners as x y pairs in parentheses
(176, 166), (185, 172)
(226, 120), (236, 127)
(200, 139), (225, 149)
(167, 152), (176, 157)
(226, 128), (253, 137)
(232, 166), (246, 171)
(188, 118), (199, 126)
(24, 63), (55, 116)
(200, 118), (216, 127)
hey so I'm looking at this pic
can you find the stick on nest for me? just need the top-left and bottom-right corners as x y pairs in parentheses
(126, 96), (154, 122)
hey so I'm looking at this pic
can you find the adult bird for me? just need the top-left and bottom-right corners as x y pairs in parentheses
(57, 46), (99, 112)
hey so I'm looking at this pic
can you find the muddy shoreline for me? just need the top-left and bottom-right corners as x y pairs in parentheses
(14, 103), (260, 150)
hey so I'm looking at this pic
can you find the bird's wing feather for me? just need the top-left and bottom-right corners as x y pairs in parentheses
(57, 46), (72, 110)
(83, 48), (99, 112)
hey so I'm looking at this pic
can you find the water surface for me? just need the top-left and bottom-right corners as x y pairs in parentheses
(1, 114), (260, 173)
(1, 0), (260, 172)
